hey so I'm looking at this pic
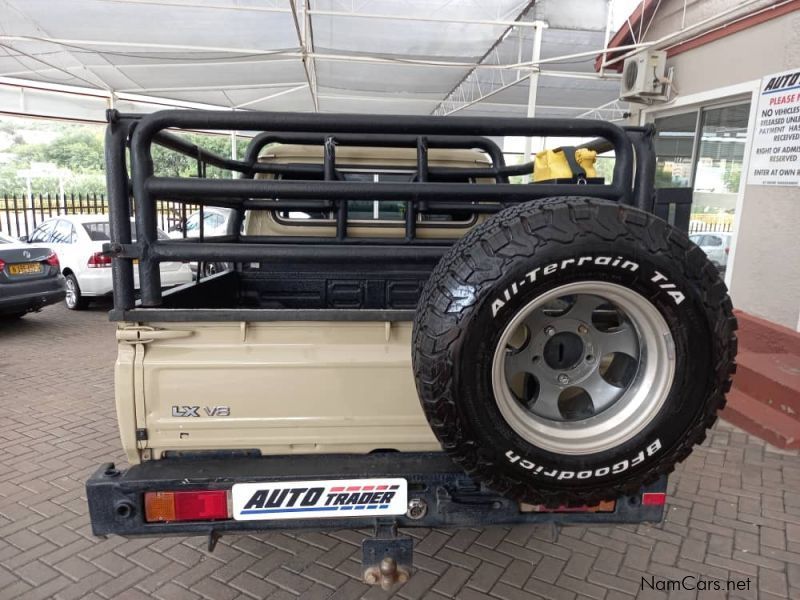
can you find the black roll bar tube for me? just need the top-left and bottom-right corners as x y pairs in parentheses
(123, 124), (513, 181)
(241, 160), (533, 180)
(147, 178), (627, 203)
(153, 129), (247, 173)
(131, 111), (633, 192)
(105, 116), (136, 311)
(579, 124), (657, 213)
(151, 242), (449, 264)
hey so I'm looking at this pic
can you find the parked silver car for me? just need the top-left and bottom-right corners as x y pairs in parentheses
(690, 232), (732, 270)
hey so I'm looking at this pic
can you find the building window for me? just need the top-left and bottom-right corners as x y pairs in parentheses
(693, 103), (750, 206)
(651, 100), (750, 239)
(654, 112), (697, 188)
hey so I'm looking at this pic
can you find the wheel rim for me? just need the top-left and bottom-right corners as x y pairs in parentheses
(65, 278), (77, 308)
(491, 281), (675, 455)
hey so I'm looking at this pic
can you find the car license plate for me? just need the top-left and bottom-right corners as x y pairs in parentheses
(231, 478), (407, 521)
(8, 262), (42, 275)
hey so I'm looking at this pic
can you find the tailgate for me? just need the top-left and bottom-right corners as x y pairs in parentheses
(116, 320), (439, 462)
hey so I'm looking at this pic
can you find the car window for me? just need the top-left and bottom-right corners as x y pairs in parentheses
(204, 213), (225, 228)
(84, 222), (111, 241)
(185, 214), (200, 232)
(51, 219), (76, 244)
(0, 232), (16, 243)
(689, 235), (703, 245)
(30, 220), (56, 243)
(705, 235), (722, 247)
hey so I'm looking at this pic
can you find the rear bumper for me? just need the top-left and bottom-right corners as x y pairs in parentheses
(86, 452), (666, 538)
(0, 276), (66, 314)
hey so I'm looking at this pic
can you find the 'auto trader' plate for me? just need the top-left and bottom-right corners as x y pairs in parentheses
(232, 478), (407, 521)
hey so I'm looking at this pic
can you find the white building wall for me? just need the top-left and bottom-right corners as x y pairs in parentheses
(633, 4), (800, 329)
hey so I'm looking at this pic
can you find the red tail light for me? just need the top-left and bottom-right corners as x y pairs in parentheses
(45, 253), (60, 268)
(642, 492), (666, 506)
(725, 247), (730, 255)
(0, 258), (5, 272)
(144, 490), (229, 522)
(87, 252), (112, 268)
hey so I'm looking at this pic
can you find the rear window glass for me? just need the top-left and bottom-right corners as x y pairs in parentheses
(30, 220), (55, 243)
(276, 170), (474, 225)
(83, 222), (169, 241)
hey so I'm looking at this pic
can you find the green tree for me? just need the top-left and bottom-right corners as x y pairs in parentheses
(655, 164), (678, 188)
(0, 116), (251, 199)
(722, 164), (742, 194)
(152, 132), (237, 179)
(43, 130), (105, 171)
(594, 156), (615, 183)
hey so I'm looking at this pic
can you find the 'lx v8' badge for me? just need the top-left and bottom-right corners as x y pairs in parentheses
(171, 405), (230, 417)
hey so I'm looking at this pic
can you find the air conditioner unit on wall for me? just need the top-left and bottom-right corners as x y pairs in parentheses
(619, 50), (668, 103)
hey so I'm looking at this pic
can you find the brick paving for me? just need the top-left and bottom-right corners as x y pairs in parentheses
(1, 303), (800, 600)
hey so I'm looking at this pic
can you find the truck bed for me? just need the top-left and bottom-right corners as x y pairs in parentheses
(113, 255), (441, 320)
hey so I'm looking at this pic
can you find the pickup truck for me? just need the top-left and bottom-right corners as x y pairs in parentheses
(86, 110), (736, 588)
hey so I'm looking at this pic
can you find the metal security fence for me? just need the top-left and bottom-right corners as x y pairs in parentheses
(0, 194), (195, 239)
(0, 193), (106, 239)
(688, 217), (734, 234)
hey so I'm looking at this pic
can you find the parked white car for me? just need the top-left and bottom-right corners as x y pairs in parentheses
(27, 215), (193, 310)
(169, 208), (235, 276)
(689, 232), (732, 270)
(168, 207), (234, 239)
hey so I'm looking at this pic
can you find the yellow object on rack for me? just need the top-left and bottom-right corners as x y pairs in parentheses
(533, 147), (597, 182)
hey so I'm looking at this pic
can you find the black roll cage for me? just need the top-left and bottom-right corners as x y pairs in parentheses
(105, 109), (662, 314)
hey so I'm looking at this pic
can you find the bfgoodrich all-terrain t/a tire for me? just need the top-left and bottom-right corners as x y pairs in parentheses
(412, 197), (737, 506)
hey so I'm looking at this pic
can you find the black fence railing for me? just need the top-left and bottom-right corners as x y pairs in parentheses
(0, 193), (195, 240)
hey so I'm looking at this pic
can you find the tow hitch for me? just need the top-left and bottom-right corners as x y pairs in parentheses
(362, 519), (412, 588)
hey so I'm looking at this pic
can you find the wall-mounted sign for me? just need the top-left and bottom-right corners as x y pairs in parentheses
(748, 68), (800, 186)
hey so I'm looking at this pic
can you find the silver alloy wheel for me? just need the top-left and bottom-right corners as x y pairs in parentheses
(491, 281), (675, 455)
(65, 277), (78, 309)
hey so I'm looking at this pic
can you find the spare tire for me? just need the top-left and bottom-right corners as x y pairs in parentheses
(412, 197), (736, 506)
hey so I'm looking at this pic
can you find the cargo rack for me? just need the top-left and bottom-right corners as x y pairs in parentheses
(104, 109), (690, 320)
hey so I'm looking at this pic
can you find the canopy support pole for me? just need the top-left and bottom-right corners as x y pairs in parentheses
(522, 21), (546, 183)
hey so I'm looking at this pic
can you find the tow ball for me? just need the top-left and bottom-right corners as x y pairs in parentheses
(361, 519), (412, 589)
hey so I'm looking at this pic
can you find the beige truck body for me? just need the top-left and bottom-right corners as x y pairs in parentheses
(116, 145), (493, 464)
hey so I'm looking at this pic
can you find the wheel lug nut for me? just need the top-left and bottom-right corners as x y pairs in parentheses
(558, 373), (570, 385)
(578, 325), (588, 335)
(544, 326), (556, 336)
